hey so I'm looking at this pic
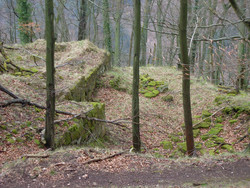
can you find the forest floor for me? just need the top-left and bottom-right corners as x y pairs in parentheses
(0, 66), (250, 187)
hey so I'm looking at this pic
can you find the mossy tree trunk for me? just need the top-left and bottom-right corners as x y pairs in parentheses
(103, 0), (112, 61)
(132, 0), (141, 153)
(16, 0), (33, 43)
(78, 0), (87, 40)
(45, 0), (55, 149)
(179, 0), (195, 156)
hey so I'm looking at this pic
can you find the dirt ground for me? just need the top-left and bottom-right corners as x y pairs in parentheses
(0, 148), (249, 188)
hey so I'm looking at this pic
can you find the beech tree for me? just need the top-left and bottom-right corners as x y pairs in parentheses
(78, 0), (87, 40)
(45, 0), (55, 149)
(132, 0), (141, 152)
(179, 0), (195, 156)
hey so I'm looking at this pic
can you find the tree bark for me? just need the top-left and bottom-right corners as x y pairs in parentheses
(179, 0), (195, 156)
(140, 0), (151, 66)
(45, 0), (55, 149)
(132, 0), (141, 153)
(78, 0), (87, 40)
(103, 0), (112, 63)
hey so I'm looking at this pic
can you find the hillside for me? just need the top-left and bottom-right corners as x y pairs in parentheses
(0, 64), (249, 187)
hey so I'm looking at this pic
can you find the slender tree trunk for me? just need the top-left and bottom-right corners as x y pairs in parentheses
(128, 21), (134, 66)
(103, 0), (112, 62)
(78, 0), (87, 40)
(45, 0), (55, 149)
(140, 0), (151, 66)
(57, 0), (70, 42)
(179, 0), (195, 156)
(237, 0), (247, 91)
(114, 0), (123, 67)
(132, 0), (141, 153)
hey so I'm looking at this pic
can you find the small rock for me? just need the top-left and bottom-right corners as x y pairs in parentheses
(93, 182), (97, 186)
(82, 174), (88, 179)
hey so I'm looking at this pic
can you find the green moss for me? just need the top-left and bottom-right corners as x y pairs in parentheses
(157, 84), (169, 93)
(0, 125), (7, 130)
(11, 129), (18, 134)
(209, 150), (215, 156)
(193, 129), (200, 138)
(154, 152), (164, 158)
(214, 123), (224, 128)
(152, 90), (159, 95)
(7, 138), (15, 144)
(26, 121), (32, 127)
(139, 89), (147, 94)
(229, 119), (237, 124)
(109, 76), (121, 90)
(221, 144), (234, 152)
(34, 107), (42, 112)
(24, 132), (34, 140)
(202, 110), (212, 118)
(16, 137), (24, 143)
(207, 128), (223, 135)
(195, 142), (203, 150)
(212, 136), (225, 143)
(144, 92), (157, 98)
(170, 135), (181, 142)
(223, 107), (233, 114)
(6, 133), (12, 139)
(161, 95), (173, 102)
(205, 140), (217, 148)
(177, 142), (187, 153)
(194, 115), (201, 119)
(201, 134), (210, 141)
(214, 95), (228, 105)
(68, 124), (78, 132)
(204, 118), (212, 122)
(34, 139), (40, 145)
(215, 116), (223, 123)
(193, 122), (211, 129)
(148, 81), (156, 86)
(160, 141), (173, 150)
(146, 87), (155, 91)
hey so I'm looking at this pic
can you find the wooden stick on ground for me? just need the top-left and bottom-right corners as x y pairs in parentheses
(82, 151), (127, 165)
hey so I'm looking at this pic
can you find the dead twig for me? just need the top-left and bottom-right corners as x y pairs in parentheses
(22, 154), (49, 159)
(193, 107), (225, 127)
(82, 150), (127, 165)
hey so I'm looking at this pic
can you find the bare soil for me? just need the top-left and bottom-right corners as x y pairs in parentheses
(0, 149), (249, 188)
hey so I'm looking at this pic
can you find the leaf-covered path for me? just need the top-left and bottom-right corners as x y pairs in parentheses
(1, 148), (249, 188)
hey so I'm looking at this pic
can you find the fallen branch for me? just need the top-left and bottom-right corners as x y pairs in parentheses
(82, 150), (127, 165)
(22, 154), (49, 159)
(0, 42), (36, 73)
(87, 117), (130, 129)
(0, 84), (19, 99)
(234, 134), (249, 145)
(193, 107), (225, 127)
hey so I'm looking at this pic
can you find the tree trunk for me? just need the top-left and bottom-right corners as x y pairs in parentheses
(103, 0), (112, 63)
(78, 0), (87, 40)
(114, 0), (123, 67)
(45, 0), (55, 149)
(179, 0), (195, 156)
(132, 0), (141, 153)
(140, 0), (151, 66)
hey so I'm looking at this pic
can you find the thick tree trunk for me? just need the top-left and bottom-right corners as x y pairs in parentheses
(179, 0), (195, 156)
(78, 0), (87, 40)
(132, 0), (141, 153)
(45, 0), (55, 149)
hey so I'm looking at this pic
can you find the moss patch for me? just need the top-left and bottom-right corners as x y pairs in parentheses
(140, 74), (168, 98)
(161, 95), (174, 102)
(160, 141), (173, 150)
(207, 128), (223, 136)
